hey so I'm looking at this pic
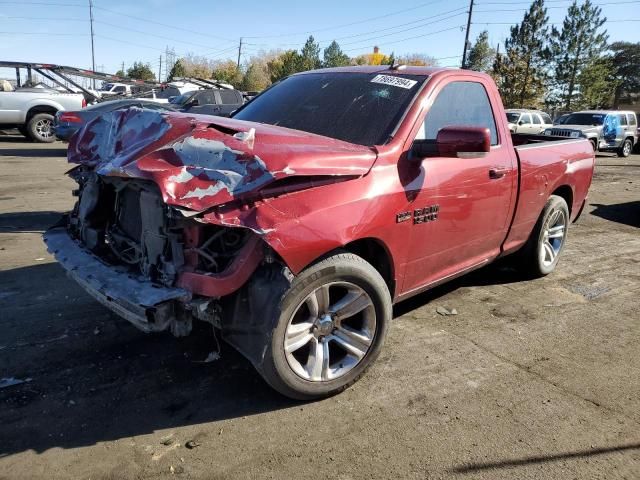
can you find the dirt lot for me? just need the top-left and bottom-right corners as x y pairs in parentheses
(1, 132), (639, 480)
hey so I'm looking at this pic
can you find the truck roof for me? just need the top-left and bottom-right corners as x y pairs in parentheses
(294, 65), (461, 77)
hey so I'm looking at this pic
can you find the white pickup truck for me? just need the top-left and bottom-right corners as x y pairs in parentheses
(0, 88), (86, 142)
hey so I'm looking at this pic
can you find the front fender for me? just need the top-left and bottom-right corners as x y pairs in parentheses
(200, 167), (407, 281)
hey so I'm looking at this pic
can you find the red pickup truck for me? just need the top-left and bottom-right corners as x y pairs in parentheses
(44, 66), (595, 399)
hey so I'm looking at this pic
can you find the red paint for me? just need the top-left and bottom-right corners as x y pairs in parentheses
(70, 67), (595, 302)
(176, 235), (264, 297)
(59, 112), (83, 123)
(435, 126), (491, 157)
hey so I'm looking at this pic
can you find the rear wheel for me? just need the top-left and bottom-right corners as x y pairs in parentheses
(590, 138), (598, 152)
(27, 113), (55, 143)
(260, 252), (392, 400)
(617, 138), (632, 158)
(516, 195), (569, 277)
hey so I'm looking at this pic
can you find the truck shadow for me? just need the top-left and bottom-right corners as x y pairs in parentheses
(0, 211), (64, 233)
(590, 202), (640, 228)
(0, 262), (295, 457)
(0, 254), (533, 457)
(394, 259), (524, 318)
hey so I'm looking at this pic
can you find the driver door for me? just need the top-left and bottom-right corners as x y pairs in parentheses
(401, 80), (517, 294)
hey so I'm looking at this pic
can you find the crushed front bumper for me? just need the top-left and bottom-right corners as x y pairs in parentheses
(44, 227), (190, 333)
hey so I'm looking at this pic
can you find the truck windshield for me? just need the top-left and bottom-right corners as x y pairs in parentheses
(232, 72), (427, 146)
(506, 112), (521, 123)
(563, 113), (605, 125)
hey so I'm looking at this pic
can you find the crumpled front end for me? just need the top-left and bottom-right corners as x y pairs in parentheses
(48, 107), (373, 360)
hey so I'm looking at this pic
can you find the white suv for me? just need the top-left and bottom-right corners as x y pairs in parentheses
(506, 109), (553, 134)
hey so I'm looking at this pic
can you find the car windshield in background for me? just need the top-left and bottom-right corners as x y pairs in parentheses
(170, 91), (196, 106)
(563, 113), (605, 125)
(506, 112), (521, 123)
(232, 72), (427, 146)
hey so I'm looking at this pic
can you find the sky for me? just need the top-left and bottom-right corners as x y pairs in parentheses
(0, 0), (638, 83)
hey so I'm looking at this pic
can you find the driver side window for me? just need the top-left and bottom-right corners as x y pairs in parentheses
(415, 81), (498, 145)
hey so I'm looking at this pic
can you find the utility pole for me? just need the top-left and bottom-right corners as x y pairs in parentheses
(461, 0), (474, 69)
(89, 0), (96, 88)
(158, 55), (162, 83)
(121, 61), (125, 76)
(237, 37), (243, 69)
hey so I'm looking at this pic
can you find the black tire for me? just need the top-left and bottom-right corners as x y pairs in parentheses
(26, 113), (55, 143)
(516, 195), (570, 277)
(590, 138), (598, 152)
(617, 138), (633, 158)
(260, 252), (392, 400)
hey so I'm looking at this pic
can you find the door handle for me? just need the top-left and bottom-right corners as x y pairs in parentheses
(489, 167), (509, 179)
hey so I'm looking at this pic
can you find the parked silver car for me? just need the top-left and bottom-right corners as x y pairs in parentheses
(544, 110), (638, 157)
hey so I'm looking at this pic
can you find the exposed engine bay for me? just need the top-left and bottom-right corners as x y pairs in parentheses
(68, 166), (254, 288)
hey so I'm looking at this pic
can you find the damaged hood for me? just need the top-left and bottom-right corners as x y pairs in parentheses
(67, 108), (377, 211)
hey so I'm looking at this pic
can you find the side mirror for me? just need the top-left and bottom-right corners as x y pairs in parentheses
(518, 120), (524, 125)
(435, 126), (491, 158)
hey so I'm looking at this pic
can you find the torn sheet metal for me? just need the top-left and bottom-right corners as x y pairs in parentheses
(68, 108), (377, 211)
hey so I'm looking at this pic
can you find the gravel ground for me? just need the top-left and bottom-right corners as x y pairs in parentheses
(1, 133), (639, 480)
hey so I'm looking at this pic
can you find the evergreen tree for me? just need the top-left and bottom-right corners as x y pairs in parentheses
(267, 50), (302, 82)
(577, 56), (616, 109)
(494, 0), (549, 108)
(467, 31), (495, 72)
(609, 42), (640, 108)
(115, 69), (126, 78)
(300, 36), (321, 71)
(126, 61), (155, 81)
(549, 0), (608, 109)
(168, 59), (186, 81)
(323, 41), (350, 68)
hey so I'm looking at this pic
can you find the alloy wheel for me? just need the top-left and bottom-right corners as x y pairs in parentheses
(284, 282), (376, 382)
(540, 208), (567, 267)
(35, 119), (52, 139)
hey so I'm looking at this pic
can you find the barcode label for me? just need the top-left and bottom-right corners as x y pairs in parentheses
(370, 74), (417, 89)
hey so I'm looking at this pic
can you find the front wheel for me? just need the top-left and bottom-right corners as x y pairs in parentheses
(260, 252), (392, 400)
(27, 113), (56, 143)
(516, 195), (569, 277)
(618, 138), (632, 158)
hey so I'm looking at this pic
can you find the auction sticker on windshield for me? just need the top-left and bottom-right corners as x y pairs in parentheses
(370, 74), (417, 89)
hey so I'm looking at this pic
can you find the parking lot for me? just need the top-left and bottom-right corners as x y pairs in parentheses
(0, 133), (638, 479)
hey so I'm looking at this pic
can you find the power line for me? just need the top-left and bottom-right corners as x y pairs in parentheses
(92, 5), (235, 43)
(0, 15), (85, 20)
(477, 0), (640, 13)
(93, 20), (222, 50)
(338, 12), (466, 48)
(267, 6), (469, 47)
(475, 0), (640, 11)
(242, 0), (450, 39)
(343, 24), (465, 53)
(0, 31), (88, 35)
(0, 1), (85, 5)
(475, 18), (640, 24)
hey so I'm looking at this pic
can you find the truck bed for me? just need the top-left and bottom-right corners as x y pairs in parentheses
(502, 134), (595, 254)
